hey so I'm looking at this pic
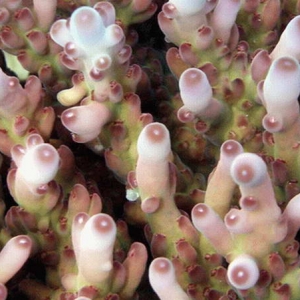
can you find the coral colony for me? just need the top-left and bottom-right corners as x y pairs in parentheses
(2, 1), (300, 300)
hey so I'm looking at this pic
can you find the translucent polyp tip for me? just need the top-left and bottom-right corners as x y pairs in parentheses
(239, 196), (258, 211)
(169, 0), (206, 15)
(70, 6), (105, 48)
(227, 255), (259, 290)
(179, 68), (212, 114)
(95, 55), (112, 71)
(262, 114), (283, 133)
(61, 102), (111, 137)
(73, 212), (89, 229)
(18, 143), (60, 186)
(12, 235), (32, 249)
(80, 213), (116, 250)
(49, 19), (70, 47)
(192, 203), (210, 222)
(221, 140), (243, 157)
(92, 214), (115, 235)
(263, 56), (300, 109)
(150, 257), (173, 277)
(141, 196), (160, 213)
(26, 133), (44, 148)
(137, 122), (171, 161)
(230, 153), (267, 187)
(220, 140), (244, 168)
(93, 1), (116, 26)
(224, 209), (241, 230)
(192, 203), (220, 232)
(224, 209), (252, 234)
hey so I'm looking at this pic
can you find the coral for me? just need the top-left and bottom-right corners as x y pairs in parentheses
(1, 0), (300, 300)
(0, 69), (55, 156)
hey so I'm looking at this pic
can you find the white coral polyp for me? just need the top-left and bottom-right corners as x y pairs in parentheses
(61, 101), (111, 143)
(230, 153), (267, 188)
(149, 258), (190, 300)
(227, 255), (259, 290)
(50, 4), (128, 106)
(0, 69), (27, 116)
(0, 235), (32, 284)
(136, 123), (172, 200)
(12, 134), (60, 190)
(18, 144), (59, 185)
(137, 123), (171, 162)
(179, 68), (213, 114)
(50, 19), (72, 46)
(74, 213), (117, 285)
(69, 7), (106, 50)
(178, 67), (223, 121)
(262, 56), (300, 131)
(50, 4), (125, 83)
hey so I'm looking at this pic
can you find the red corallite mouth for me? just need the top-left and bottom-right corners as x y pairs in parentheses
(153, 257), (171, 274)
(231, 153), (267, 187)
(146, 123), (167, 144)
(193, 203), (209, 219)
(227, 255), (259, 290)
(93, 214), (114, 234)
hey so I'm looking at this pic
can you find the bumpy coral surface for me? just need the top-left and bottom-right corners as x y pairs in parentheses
(1, 0), (300, 299)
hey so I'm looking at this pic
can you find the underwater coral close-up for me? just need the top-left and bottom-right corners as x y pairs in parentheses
(2, 0), (300, 299)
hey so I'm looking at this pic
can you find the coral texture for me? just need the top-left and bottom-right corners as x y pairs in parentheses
(0, 0), (300, 299)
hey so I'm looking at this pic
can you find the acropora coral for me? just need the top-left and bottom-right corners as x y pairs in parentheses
(1, 0), (300, 299)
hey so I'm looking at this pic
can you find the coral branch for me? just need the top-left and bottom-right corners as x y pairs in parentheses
(136, 122), (172, 202)
(149, 257), (189, 300)
(73, 213), (117, 286)
(262, 56), (300, 132)
(192, 203), (233, 256)
(178, 68), (223, 122)
(0, 235), (32, 284)
(61, 101), (111, 143)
